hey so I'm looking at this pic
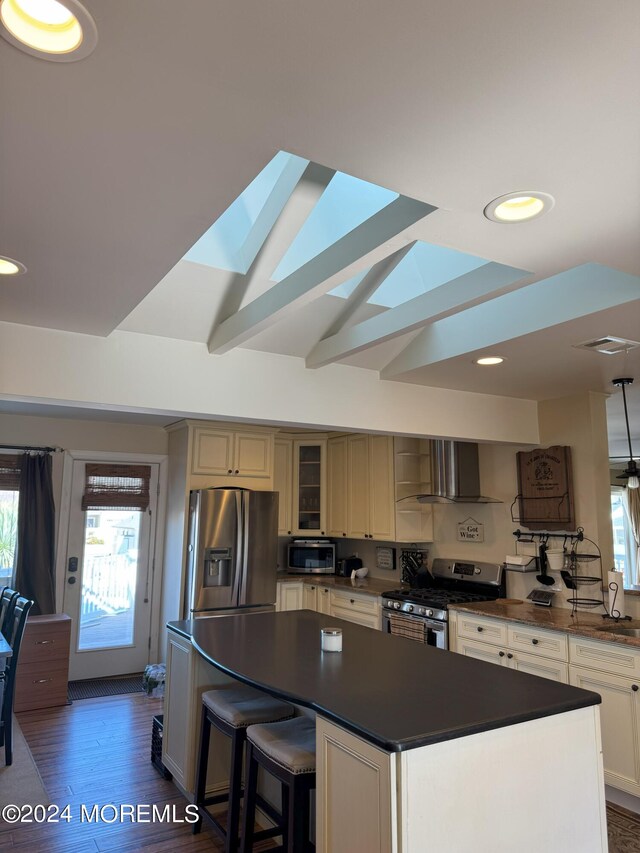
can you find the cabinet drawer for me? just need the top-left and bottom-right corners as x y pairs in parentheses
(510, 650), (568, 683)
(330, 589), (379, 616)
(19, 623), (71, 664)
(14, 659), (69, 712)
(455, 614), (508, 646)
(569, 637), (640, 679)
(456, 636), (507, 666)
(331, 606), (380, 630)
(507, 624), (568, 662)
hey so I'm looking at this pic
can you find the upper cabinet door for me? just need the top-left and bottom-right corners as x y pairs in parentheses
(368, 435), (395, 542)
(191, 427), (235, 475)
(234, 431), (273, 478)
(274, 438), (293, 536)
(347, 435), (370, 539)
(292, 439), (327, 535)
(191, 427), (273, 478)
(327, 436), (348, 538)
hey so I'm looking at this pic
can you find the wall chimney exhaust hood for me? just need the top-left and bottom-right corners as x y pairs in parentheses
(410, 440), (501, 504)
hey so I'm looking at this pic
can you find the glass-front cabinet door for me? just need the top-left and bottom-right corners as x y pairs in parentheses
(292, 439), (327, 535)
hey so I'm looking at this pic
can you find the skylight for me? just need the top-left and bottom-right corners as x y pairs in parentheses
(271, 171), (398, 282)
(367, 242), (487, 308)
(184, 151), (309, 274)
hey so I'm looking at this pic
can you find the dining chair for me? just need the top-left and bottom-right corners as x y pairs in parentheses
(0, 588), (19, 638)
(0, 596), (34, 766)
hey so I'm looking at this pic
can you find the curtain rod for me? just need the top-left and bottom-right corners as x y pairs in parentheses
(0, 444), (63, 453)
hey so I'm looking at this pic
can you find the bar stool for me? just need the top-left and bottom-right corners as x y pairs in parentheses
(240, 715), (316, 853)
(193, 683), (294, 852)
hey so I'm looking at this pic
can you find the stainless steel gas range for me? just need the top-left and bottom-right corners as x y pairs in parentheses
(381, 558), (506, 649)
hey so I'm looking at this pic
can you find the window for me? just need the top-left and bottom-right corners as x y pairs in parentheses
(611, 486), (638, 587)
(0, 454), (21, 585)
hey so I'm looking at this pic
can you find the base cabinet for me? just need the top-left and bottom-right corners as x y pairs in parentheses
(163, 629), (234, 796)
(451, 612), (569, 684)
(276, 581), (304, 612)
(317, 709), (607, 853)
(276, 581), (380, 628)
(570, 664), (640, 797)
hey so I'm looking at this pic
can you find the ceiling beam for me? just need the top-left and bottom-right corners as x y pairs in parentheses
(207, 195), (436, 354)
(305, 260), (529, 369)
(381, 263), (640, 378)
(319, 243), (416, 340)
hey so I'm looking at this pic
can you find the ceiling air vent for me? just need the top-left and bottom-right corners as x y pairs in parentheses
(573, 336), (640, 356)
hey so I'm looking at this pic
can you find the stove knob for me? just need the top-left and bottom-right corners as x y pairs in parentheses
(394, 601), (401, 610)
(387, 600), (393, 608)
(419, 608), (425, 616)
(474, 567), (481, 575)
(407, 605), (414, 613)
(426, 609), (433, 617)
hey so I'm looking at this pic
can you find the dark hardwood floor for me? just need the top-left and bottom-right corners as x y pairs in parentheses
(0, 693), (273, 851)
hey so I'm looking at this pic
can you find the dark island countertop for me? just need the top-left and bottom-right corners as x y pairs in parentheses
(177, 609), (601, 753)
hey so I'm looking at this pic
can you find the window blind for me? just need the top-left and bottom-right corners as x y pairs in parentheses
(0, 454), (21, 491)
(81, 463), (151, 512)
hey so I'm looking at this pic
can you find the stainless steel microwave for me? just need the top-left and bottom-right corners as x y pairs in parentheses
(287, 540), (336, 574)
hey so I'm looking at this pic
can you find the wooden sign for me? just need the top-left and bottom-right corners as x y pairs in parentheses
(516, 445), (575, 531)
(456, 517), (484, 542)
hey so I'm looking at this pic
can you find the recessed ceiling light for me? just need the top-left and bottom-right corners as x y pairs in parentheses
(0, 0), (97, 61)
(0, 256), (26, 275)
(475, 356), (504, 366)
(484, 192), (555, 223)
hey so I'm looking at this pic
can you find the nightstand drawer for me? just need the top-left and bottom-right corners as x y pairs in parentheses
(19, 622), (71, 664)
(14, 659), (69, 712)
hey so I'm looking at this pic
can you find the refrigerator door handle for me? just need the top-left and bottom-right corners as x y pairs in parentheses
(231, 490), (244, 607)
(238, 491), (250, 605)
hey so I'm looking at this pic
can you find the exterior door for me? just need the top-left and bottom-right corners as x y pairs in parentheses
(62, 459), (159, 680)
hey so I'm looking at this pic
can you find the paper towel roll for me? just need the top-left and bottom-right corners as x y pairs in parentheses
(608, 570), (626, 618)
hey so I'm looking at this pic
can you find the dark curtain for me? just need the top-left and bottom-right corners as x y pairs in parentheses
(15, 453), (56, 615)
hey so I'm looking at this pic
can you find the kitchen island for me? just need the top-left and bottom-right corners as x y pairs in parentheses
(167, 610), (608, 852)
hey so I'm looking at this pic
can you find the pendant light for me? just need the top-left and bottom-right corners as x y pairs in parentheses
(613, 377), (639, 489)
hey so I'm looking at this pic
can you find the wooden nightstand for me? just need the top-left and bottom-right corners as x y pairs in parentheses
(14, 614), (71, 712)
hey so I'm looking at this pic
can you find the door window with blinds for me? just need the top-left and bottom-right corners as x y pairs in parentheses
(0, 455), (21, 585)
(77, 463), (151, 651)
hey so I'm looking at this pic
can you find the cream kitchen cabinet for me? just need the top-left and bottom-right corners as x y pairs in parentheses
(330, 588), (381, 630)
(276, 581), (304, 612)
(569, 636), (640, 797)
(326, 435), (348, 538)
(163, 628), (234, 796)
(292, 438), (327, 535)
(275, 581), (380, 628)
(191, 425), (274, 479)
(317, 584), (332, 615)
(450, 612), (569, 683)
(274, 438), (293, 535)
(330, 434), (395, 542)
(274, 435), (327, 536)
(303, 582), (318, 610)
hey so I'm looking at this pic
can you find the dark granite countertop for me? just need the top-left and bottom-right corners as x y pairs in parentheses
(178, 609), (600, 753)
(450, 600), (640, 648)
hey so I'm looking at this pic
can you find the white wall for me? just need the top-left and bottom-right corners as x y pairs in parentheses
(0, 321), (539, 445)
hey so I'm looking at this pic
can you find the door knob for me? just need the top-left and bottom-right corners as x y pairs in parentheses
(67, 577), (77, 584)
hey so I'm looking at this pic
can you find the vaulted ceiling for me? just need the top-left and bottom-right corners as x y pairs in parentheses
(1, 0), (639, 445)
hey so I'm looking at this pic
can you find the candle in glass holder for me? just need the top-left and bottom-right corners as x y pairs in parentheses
(321, 627), (342, 652)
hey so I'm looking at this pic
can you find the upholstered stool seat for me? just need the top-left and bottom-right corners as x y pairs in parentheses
(241, 716), (317, 852)
(202, 684), (294, 729)
(193, 683), (294, 853)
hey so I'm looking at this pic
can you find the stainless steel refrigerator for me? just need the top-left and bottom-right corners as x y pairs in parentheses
(183, 488), (279, 618)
